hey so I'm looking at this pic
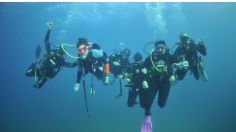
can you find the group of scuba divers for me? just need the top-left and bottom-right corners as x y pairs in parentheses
(25, 21), (208, 132)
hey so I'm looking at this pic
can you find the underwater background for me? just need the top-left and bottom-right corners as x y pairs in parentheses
(1, 2), (236, 132)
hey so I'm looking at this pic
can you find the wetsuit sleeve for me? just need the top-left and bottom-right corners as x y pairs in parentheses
(142, 57), (151, 81)
(173, 46), (180, 59)
(191, 39), (207, 56)
(45, 29), (51, 54)
(196, 41), (207, 56)
(125, 59), (132, 73)
(170, 54), (178, 64)
(76, 63), (83, 83)
(92, 43), (101, 50)
(63, 60), (78, 68)
(109, 54), (115, 62)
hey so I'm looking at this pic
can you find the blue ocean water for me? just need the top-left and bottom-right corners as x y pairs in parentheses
(0, 2), (236, 132)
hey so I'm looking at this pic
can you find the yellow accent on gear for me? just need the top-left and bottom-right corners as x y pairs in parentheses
(150, 48), (167, 73)
(61, 43), (80, 59)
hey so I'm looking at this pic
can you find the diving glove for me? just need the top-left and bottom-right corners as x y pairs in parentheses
(173, 61), (189, 70)
(46, 21), (53, 29)
(142, 80), (149, 89)
(142, 68), (148, 75)
(169, 75), (178, 86)
(118, 74), (123, 79)
(74, 83), (80, 91)
(104, 75), (109, 85)
(113, 61), (120, 66)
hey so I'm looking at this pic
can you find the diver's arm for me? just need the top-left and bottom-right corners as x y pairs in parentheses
(196, 40), (207, 56)
(45, 29), (51, 54)
(76, 64), (83, 83)
(63, 60), (78, 68)
(170, 54), (178, 64)
(143, 55), (151, 68)
(92, 43), (101, 50)
(45, 21), (54, 54)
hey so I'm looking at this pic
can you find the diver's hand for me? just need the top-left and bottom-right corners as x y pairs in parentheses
(118, 74), (123, 79)
(169, 75), (178, 86)
(173, 61), (189, 70)
(47, 21), (54, 29)
(181, 61), (189, 69)
(113, 61), (120, 66)
(126, 78), (131, 83)
(123, 73), (129, 78)
(142, 68), (148, 75)
(74, 83), (80, 91)
(142, 80), (149, 89)
(103, 75), (109, 85)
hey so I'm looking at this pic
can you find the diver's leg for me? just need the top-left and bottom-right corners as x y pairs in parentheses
(192, 65), (200, 80)
(175, 69), (187, 80)
(144, 106), (151, 116)
(140, 83), (157, 113)
(139, 88), (147, 108)
(127, 87), (138, 107)
(25, 63), (36, 77)
(157, 81), (171, 108)
(140, 89), (151, 116)
(34, 74), (47, 88)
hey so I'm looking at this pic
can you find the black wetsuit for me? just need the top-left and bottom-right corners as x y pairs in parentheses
(25, 29), (74, 88)
(127, 61), (146, 107)
(174, 39), (206, 80)
(141, 50), (176, 115)
(109, 52), (130, 78)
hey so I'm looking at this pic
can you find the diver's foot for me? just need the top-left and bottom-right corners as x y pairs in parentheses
(141, 115), (152, 132)
(33, 83), (41, 89)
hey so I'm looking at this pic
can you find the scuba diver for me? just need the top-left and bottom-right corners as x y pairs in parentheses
(173, 32), (208, 82)
(126, 52), (146, 107)
(25, 21), (75, 88)
(125, 52), (151, 132)
(73, 38), (110, 92)
(140, 40), (178, 132)
(109, 48), (131, 98)
(109, 48), (131, 79)
(126, 52), (156, 132)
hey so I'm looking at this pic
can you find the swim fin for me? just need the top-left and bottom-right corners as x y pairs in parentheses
(200, 70), (208, 81)
(197, 56), (208, 81)
(141, 115), (152, 132)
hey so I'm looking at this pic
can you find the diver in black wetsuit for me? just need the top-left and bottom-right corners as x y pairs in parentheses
(126, 52), (146, 107)
(72, 38), (110, 91)
(25, 22), (74, 88)
(141, 40), (177, 115)
(173, 32), (207, 81)
(109, 48), (131, 79)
